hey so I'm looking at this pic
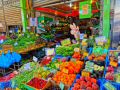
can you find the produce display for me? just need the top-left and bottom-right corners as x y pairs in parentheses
(105, 51), (120, 83)
(53, 71), (76, 85)
(2, 32), (39, 51)
(88, 46), (107, 61)
(12, 65), (50, 89)
(83, 61), (105, 78)
(41, 33), (54, 41)
(60, 61), (84, 74)
(27, 78), (47, 89)
(46, 60), (62, 71)
(72, 77), (99, 90)
(1, 31), (120, 90)
(56, 44), (80, 56)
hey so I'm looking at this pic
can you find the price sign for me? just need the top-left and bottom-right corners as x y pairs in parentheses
(61, 38), (71, 46)
(79, 1), (92, 19)
(110, 61), (118, 67)
(82, 71), (90, 77)
(59, 82), (64, 90)
(33, 56), (38, 62)
(45, 48), (55, 56)
(95, 36), (106, 45)
(80, 33), (84, 40)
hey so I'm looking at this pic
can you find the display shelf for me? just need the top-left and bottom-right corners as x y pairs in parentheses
(16, 43), (46, 54)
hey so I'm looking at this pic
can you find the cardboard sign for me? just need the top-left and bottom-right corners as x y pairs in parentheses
(45, 48), (55, 56)
(61, 38), (71, 46)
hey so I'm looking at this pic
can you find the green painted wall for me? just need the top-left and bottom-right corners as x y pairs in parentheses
(103, 0), (110, 38)
(20, 0), (27, 32)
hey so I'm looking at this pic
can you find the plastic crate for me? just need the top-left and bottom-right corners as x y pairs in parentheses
(52, 55), (71, 62)
(98, 78), (120, 90)
(0, 80), (12, 89)
(69, 74), (81, 90)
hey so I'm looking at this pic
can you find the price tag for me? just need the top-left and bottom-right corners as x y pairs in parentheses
(82, 71), (90, 77)
(74, 48), (80, 52)
(45, 48), (55, 56)
(33, 56), (38, 62)
(80, 33), (84, 40)
(59, 82), (64, 90)
(110, 61), (118, 67)
(95, 36), (106, 45)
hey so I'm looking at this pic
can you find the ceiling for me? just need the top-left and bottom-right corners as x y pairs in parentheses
(34, 0), (100, 14)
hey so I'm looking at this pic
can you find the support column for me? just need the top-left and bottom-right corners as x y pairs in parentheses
(103, 0), (110, 38)
(20, 0), (27, 32)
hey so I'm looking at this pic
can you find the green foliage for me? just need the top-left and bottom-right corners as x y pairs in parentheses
(56, 44), (80, 56)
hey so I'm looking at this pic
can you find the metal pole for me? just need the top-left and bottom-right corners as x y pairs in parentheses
(1, 0), (8, 36)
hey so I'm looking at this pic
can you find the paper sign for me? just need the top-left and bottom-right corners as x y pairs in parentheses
(79, 1), (92, 19)
(110, 61), (118, 67)
(59, 82), (64, 90)
(82, 71), (90, 77)
(24, 63), (31, 70)
(33, 56), (38, 62)
(30, 18), (37, 26)
(104, 82), (116, 90)
(95, 36), (106, 45)
(80, 33), (84, 40)
(61, 38), (71, 46)
(45, 48), (55, 56)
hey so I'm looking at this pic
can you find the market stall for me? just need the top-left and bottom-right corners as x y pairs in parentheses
(0, 0), (119, 90)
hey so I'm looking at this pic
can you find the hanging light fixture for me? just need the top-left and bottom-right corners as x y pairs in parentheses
(69, 2), (73, 7)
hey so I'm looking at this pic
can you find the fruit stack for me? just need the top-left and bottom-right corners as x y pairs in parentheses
(72, 77), (99, 90)
(88, 54), (106, 61)
(27, 78), (47, 89)
(60, 61), (84, 74)
(53, 71), (76, 86)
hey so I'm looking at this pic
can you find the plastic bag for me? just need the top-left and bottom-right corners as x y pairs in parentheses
(6, 51), (15, 65)
(12, 52), (21, 63)
(1, 53), (10, 68)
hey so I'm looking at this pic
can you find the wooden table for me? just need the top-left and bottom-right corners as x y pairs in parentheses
(15, 43), (46, 54)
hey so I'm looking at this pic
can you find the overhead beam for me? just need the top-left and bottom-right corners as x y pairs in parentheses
(41, 0), (80, 8)
(33, 0), (60, 7)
